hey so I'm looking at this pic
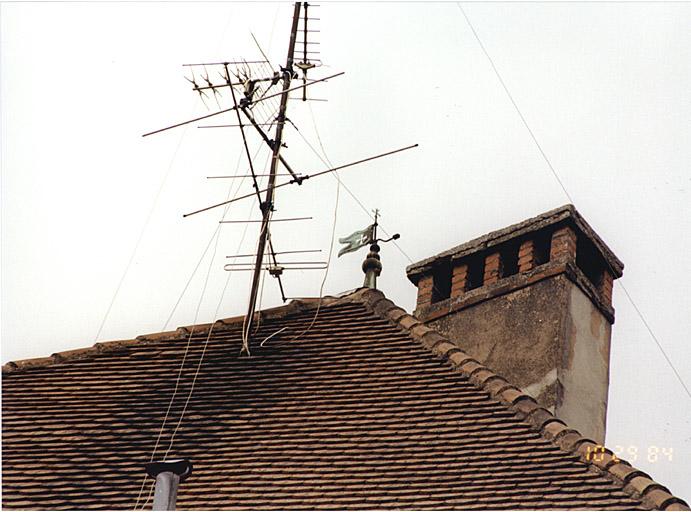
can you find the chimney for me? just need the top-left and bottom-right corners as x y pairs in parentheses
(406, 205), (623, 443)
(144, 459), (193, 511)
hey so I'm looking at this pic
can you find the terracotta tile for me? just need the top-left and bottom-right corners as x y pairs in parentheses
(1, 290), (678, 510)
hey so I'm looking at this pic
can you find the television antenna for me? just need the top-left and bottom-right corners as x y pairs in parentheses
(142, 3), (418, 355)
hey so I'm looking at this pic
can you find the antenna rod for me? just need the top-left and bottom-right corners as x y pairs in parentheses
(199, 123), (275, 128)
(183, 143), (419, 217)
(226, 261), (327, 265)
(183, 60), (268, 66)
(227, 249), (322, 258)
(207, 174), (294, 178)
(220, 216), (312, 223)
(142, 71), (343, 137)
(242, 1), (302, 354)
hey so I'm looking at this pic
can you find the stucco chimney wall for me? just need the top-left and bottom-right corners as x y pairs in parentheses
(406, 205), (623, 443)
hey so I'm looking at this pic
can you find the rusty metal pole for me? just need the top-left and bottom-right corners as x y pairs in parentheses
(242, 2), (302, 354)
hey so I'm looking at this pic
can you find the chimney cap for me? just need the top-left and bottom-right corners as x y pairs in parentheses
(406, 204), (624, 283)
(145, 459), (193, 482)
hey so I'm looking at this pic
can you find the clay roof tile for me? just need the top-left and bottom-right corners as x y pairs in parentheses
(2, 287), (686, 510)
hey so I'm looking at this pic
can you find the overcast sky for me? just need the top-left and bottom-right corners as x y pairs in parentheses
(2, 0), (690, 500)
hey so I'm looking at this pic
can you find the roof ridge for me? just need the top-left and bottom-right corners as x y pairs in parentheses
(352, 287), (689, 512)
(1, 289), (369, 375)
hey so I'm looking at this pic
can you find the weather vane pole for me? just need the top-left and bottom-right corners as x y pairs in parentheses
(362, 209), (381, 289)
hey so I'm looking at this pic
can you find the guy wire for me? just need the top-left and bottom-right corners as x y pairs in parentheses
(139, 198), (256, 511)
(261, 103), (340, 348)
(134, 12), (259, 508)
(241, 150), (274, 355)
(94, 112), (192, 346)
(134, 120), (274, 510)
(134, 151), (245, 511)
(160, 107), (278, 331)
(457, 2), (690, 401)
(284, 112), (453, 302)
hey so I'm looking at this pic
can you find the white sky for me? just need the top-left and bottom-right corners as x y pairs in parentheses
(2, 0), (690, 501)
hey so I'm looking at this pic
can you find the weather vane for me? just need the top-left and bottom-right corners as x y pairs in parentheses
(338, 209), (400, 289)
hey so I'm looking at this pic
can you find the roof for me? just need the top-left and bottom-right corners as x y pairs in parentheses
(2, 288), (687, 510)
(406, 204), (624, 283)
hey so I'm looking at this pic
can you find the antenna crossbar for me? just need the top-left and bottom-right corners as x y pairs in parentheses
(183, 144), (419, 218)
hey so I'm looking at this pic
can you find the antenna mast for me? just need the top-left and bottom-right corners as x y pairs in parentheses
(141, 2), (419, 356)
(242, 3), (301, 353)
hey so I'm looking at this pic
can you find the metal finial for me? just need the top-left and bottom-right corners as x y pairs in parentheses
(362, 243), (382, 289)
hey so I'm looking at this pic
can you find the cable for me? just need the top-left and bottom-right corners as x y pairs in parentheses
(134, 117), (274, 510)
(135, 149), (263, 510)
(260, 103), (341, 348)
(292, 103), (341, 339)
(241, 150), (274, 355)
(457, 3), (690, 401)
(286, 114), (415, 268)
(139, 199), (257, 512)
(284, 112), (459, 305)
(619, 281), (691, 399)
(252, 227), (272, 335)
(133, 112), (230, 511)
(161, 107), (278, 331)
(134, 169), (244, 511)
(161, 197), (256, 460)
(134, 14), (260, 509)
(94, 120), (191, 344)
(457, 3), (574, 205)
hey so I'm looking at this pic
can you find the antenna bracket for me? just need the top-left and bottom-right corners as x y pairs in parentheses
(269, 266), (284, 277)
(291, 174), (308, 185)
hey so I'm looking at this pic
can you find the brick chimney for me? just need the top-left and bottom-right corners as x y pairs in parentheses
(406, 205), (623, 443)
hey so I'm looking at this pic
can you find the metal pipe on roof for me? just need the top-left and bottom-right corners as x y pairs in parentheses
(144, 459), (192, 511)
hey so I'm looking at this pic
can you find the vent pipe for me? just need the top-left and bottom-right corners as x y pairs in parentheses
(144, 459), (192, 511)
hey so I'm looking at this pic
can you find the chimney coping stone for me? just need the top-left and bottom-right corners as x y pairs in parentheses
(406, 204), (624, 283)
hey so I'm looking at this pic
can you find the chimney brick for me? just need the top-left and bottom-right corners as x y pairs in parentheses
(484, 252), (501, 285)
(601, 270), (614, 307)
(417, 275), (434, 307)
(451, 263), (469, 298)
(518, 239), (536, 272)
(550, 226), (577, 262)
